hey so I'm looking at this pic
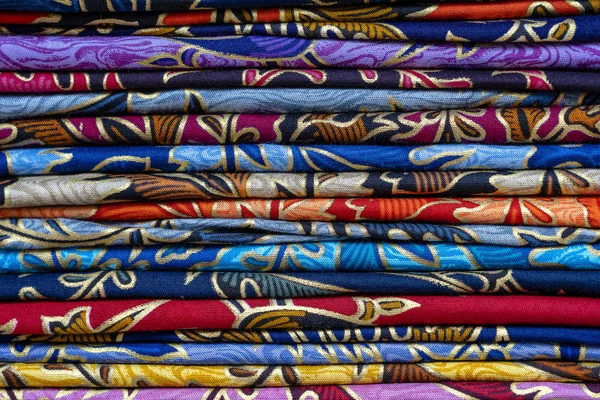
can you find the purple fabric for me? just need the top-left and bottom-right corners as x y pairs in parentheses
(0, 36), (599, 70)
(6, 384), (600, 399)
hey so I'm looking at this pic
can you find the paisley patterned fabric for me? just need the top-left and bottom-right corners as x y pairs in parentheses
(1, 70), (599, 93)
(0, 361), (598, 387)
(2, 36), (600, 71)
(0, 341), (599, 364)
(6, 270), (600, 300)
(1, 90), (593, 120)
(4, 144), (600, 175)
(0, 170), (598, 208)
(0, 0), (596, 18)
(7, 15), (600, 43)
(3, 242), (600, 273)
(2, 106), (598, 148)
(3, 297), (600, 335)
(1, 218), (598, 248)
(6, 384), (600, 400)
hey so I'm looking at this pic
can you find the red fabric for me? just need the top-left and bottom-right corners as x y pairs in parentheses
(2, 197), (598, 228)
(1, 296), (600, 335)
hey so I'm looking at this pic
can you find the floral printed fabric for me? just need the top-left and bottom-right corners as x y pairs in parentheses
(0, 0), (599, 392)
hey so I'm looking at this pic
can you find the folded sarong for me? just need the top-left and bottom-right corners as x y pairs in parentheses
(7, 15), (600, 43)
(0, 170), (598, 208)
(7, 270), (600, 300)
(0, 341), (597, 364)
(2, 106), (597, 147)
(1, 71), (599, 93)
(0, 0), (594, 17)
(3, 296), (600, 335)
(4, 144), (600, 175)
(2, 242), (599, 273)
(0, 361), (597, 386)
(3, 384), (600, 400)
(2, 36), (600, 70)
(1, 90), (593, 120)
(4, 197), (597, 228)
(5, 325), (600, 345)
(2, 218), (597, 248)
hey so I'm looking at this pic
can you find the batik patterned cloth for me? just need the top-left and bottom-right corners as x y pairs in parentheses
(1, 218), (598, 248)
(0, 341), (599, 364)
(1, 90), (594, 120)
(1, 70), (599, 93)
(7, 15), (600, 43)
(8, 197), (595, 227)
(0, 0), (596, 17)
(1, 106), (597, 148)
(4, 144), (600, 175)
(4, 384), (600, 400)
(7, 270), (600, 300)
(8, 325), (600, 345)
(2, 37), (600, 71)
(0, 170), (598, 208)
(4, 242), (600, 273)
(3, 297), (600, 335)
(0, 361), (598, 387)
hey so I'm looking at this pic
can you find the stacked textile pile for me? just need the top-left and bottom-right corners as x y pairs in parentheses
(0, 0), (598, 398)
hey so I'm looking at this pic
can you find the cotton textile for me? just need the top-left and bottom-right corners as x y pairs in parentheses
(0, 170), (598, 209)
(1, 218), (597, 248)
(0, 361), (598, 387)
(2, 106), (597, 148)
(0, 341), (598, 364)
(10, 197), (594, 227)
(8, 270), (600, 300)
(3, 242), (599, 273)
(2, 70), (599, 93)
(5, 144), (600, 175)
(8, 16), (600, 43)
(2, 90), (593, 120)
(4, 297), (600, 335)
(4, 385), (600, 400)
(1, 0), (599, 391)
(3, 37), (600, 71)
(8, 325), (600, 345)
(0, 0), (595, 18)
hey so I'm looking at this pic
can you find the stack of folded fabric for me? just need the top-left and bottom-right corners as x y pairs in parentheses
(0, 0), (598, 398)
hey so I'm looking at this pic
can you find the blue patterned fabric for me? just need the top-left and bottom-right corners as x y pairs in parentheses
(8, 270), (600, 300)
(1, 341), (597, 364)
(0, 89), (592, 120)
(3, 144), (600, 175)
(2, 218), (600, 249)
(6, 242), (600, 273)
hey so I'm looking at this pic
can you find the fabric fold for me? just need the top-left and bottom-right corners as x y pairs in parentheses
(2, 70), (600, 93)
(7, 16), (600, 43)
(2, 218), (599, 248)
(0, 361), (597, 386)
(0, 0), (595, 18)
(3, 242), (600, 273)
(3, 296), (600, 335)
(2, 106), (598, 148)
(1, 90), (593, 120)
(2, 36), (600, 71)
(0, 170), (599, 208)
(3, 385), (600, 400)
(4, 144), (600, 175)
(4, 197), (598, 227)
(7, 270), (600, 300)
(0, 341), (598, 364)
(7, 325), (600, 345)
